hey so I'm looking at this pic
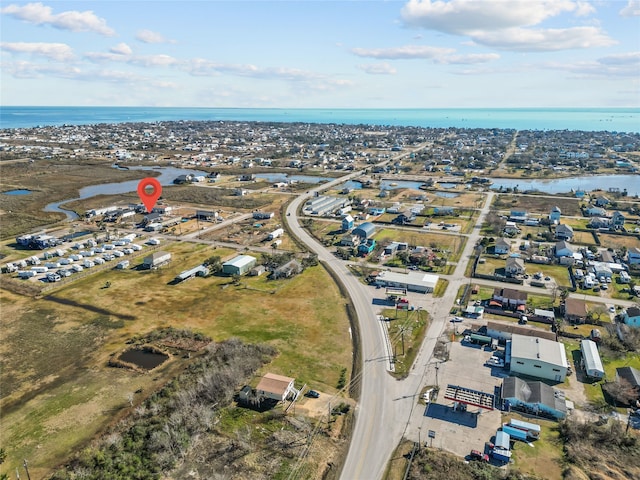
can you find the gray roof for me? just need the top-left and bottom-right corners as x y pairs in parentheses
(502, 377), (567, 415)
(511, 334), (568, 368)
(353, 222), (376, 238)
(616, 367), (640, 388)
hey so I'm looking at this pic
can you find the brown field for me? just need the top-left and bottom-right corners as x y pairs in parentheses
(598, 233), (640, 250)
(572, 230), (598, 245)
(0, 240), (352, 477)
(494, 193), (582, 216)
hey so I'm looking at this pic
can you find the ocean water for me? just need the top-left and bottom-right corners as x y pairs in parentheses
(1, 106), (638, 132)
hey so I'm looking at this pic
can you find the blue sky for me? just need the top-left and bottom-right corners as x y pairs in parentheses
(1, 0), (639, 108)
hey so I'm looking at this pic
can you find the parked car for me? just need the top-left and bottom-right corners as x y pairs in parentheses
(305, 390), (320, 398)
(470, 450), (490, 462)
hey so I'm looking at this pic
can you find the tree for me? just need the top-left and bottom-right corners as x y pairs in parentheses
(603, 378), (639, 406)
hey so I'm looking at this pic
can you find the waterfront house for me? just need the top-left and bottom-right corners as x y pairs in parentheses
(549, 206), (561, 223)
(612, 211), (625, 229)
(586, 206), (606, 217)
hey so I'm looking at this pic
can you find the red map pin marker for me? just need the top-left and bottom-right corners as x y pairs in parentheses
(137, 178), (162, 213)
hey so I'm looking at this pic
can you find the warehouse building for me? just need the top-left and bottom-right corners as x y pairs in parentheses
(374, 270), (439, 294)
(508, 334), (568, 382)
(142, 251), (172, 269)
(501, 377), (568, 419)
(222, 255), (257, 276)
(353, 222), (376, 240)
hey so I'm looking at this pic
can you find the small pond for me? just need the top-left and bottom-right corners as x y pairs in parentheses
(119, 348), (169, 370)
(437, 183), (458, 189)
(3, 189), (32, 195)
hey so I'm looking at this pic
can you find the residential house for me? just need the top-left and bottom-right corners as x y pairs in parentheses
(589, 217), (611, 228)
(592, 262), (613, 279)
(341, 214), (354, 231)
(554, 241), (574, 258)
(357, 239), (376, 255)
(594, 196), (610, 207)
(271, 259), (303, 279)
(255, 373), (297, 403)
(612, 211), (625, 229)
(622, 306), (640, 328)
(555, 224), (574, 241)
(563, 298), (588, 324)
(510, 210), (528, 222)
(549, 206), (561, 223)
(395, 210), (416, 224)
(504, 221), (520, 235)
(628, 247), (640, 265)
(505, 257), (526, 277)
(492, 288), (528, 309)
(586, 206), (607, 217)
(495, 238), (510, 255)
(339, 234), (360, 247)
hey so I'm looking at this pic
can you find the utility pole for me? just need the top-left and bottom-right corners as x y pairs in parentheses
(23, 459), (31, 480)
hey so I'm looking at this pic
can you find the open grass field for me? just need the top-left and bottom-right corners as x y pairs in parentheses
(571, 230), (598, 245)
(598, 233), (640, 250)
(374, 228), (467, 262)
(508, 414), (564, 480)
(494, 193), (582, 216)
(582, 352), (640, 405)
(0, 241), (352, 478)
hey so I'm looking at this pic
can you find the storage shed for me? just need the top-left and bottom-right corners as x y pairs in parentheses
(353, 222), (376, 240)
(143, 251), (171, 269)
(580, 339), (604, 379)
(222, 255), (257, 276)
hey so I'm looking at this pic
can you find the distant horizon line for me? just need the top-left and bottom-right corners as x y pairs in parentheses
(3, 105), (639, 110)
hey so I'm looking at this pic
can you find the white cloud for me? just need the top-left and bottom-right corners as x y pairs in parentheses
(596, 51), (640, 66)
(84, 51), (178, 68)
(357, 63), (397, 74)
(0, 41), (74, 61)
(136, 29), (174, 44)
(620, 0), (640, 16)
(473, 26), (616, 51)
(545, 54), (640, 77)
(1, 2), (115, 36)
(110, 43), (132, 55)
(400, 0), (613, 52)
(351, 45), (454, 59)
(436, 53), (500, 64)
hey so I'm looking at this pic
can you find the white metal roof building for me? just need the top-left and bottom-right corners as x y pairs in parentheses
(509, 334), (568, 382)
(222, 255), (257, 276)
(374, 270), (439, 293)
(580, 339), (604, 379)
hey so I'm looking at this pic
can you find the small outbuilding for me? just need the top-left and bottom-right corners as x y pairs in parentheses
(580, 339), (604, 379)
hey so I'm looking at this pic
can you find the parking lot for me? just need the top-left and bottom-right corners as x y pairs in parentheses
(408, 325), (506, 458)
